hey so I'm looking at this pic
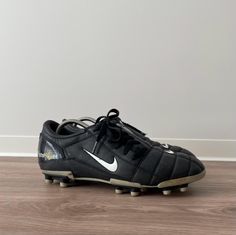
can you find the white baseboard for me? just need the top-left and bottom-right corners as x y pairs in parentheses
(0, 136), (38, 157)
(0, 136), (235, 161)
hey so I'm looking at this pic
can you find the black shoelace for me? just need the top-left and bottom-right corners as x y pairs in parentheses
(93, 109), (149, 160)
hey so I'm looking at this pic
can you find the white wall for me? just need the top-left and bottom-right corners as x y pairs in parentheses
(0, 0), (235, 159)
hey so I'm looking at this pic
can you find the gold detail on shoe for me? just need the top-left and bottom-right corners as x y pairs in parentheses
(39, 152), (55, 160)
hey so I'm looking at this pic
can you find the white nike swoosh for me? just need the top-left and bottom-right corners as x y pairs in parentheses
(165, 150), (174, 154)
(83, 149), (118, 172)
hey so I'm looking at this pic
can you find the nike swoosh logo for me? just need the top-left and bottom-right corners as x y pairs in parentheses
(83, 149), (118, 172)
(165, 150), (174, 154)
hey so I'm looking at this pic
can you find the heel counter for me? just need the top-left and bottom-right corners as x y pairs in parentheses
(38, 134), (64, 166)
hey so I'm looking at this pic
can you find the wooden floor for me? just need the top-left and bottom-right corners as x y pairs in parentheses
(0, 158), (235, 235)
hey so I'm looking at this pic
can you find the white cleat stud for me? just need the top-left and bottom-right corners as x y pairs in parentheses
(115, 188), (124, 194)
(180, 187), (188, 192)
(59, 182), (68, 188)
(130, 191), (140, 197)
(162, 190), (171, 196)
(44, 179), (53, 184)
(53, 179), (60, 184)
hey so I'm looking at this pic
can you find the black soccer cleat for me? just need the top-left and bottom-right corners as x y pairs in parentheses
(38, 109), (205, 196)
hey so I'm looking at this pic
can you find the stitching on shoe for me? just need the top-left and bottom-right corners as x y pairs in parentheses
(169, 153), (178, 180)
(149, 150), (164, 185)
(187, 157), (192, 176)
(130, 147), (153, 182)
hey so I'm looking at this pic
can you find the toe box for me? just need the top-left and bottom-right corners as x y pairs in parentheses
(154, 151), (205, 188)
(188, 154), (205, 176)
(171, 152), (205, 180)
(150, 149), (205, 186)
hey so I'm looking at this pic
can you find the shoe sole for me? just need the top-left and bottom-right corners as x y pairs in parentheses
(41, 169), (205, 196)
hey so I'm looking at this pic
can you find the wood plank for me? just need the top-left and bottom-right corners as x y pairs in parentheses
(0, 158), (235, 235)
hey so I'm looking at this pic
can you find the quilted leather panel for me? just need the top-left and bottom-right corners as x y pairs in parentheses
(150, 152), (204, 185)
(131, 147), (163, 185)
(150, 152), (176, 185)
(170, 154), (190, 179)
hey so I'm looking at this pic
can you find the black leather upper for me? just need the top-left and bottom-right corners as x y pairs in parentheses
(38, 116), (205, 186)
